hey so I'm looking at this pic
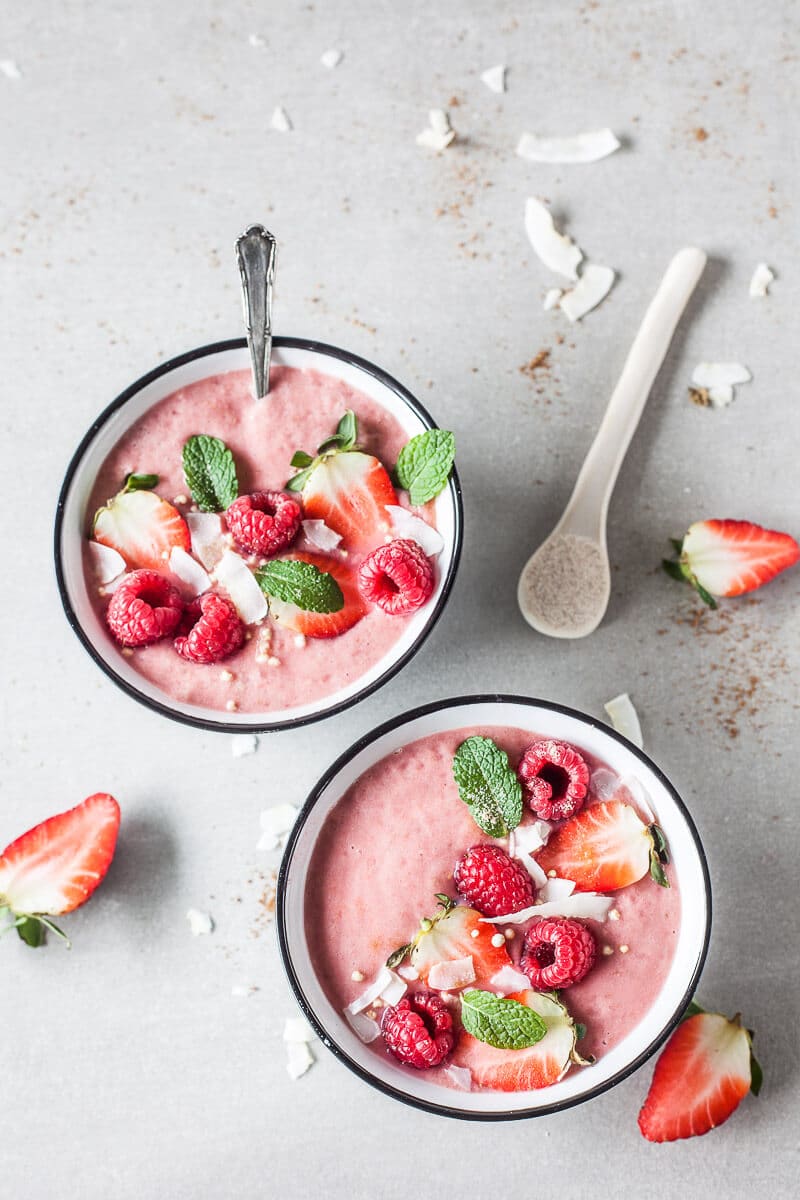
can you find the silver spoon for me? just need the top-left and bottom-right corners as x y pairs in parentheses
(518, 246), (707, 639)
(235, 224), (277, 398)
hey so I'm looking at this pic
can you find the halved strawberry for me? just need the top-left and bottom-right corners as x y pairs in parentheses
(301, 451), (397, 555)
(409, 903), (512, 988)
(94, 489), (190, 571)
(267, 551), (366, 638)
(0, 793), (121, 947)
(639, 1011), (760, 1141)
(535, 800), (668, 892)
(664, 519), (799, 608)
(452, 990), (578, 1091)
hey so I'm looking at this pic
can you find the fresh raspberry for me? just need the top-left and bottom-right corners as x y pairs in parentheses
(517, 739), (590, 821)
(357, 538), (435, 616)
(106, 569), (184, 647)
(453, 844), (536, 918)
(225, 491), (302, 557)
(520, 917), (596, 989)
(173, 592), (244, 664)
(381, 991), (454, 1069)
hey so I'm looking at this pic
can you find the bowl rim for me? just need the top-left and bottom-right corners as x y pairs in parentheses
(277, 693), (712, 1121)
(53, 336), (464, 733)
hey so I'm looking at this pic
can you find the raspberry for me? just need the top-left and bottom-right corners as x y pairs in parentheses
(520, 917), (596, 989)
(381, 991), (454, 1069)
(357, 538), (435, 616)
(517, 739), (590, 821)
(454, 844), (536, 918)
(225, 491), (301, 557)
(174, 592), (244, 664)
(106, 569), (184, 647)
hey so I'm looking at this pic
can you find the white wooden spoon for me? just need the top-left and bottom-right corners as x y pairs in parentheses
(518, 246), (707, 638)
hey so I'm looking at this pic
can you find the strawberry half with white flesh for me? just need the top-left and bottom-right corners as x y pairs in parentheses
(287, 410), (397, 555)
(452, 990), (580, 1091)
(663, 519), (799, 608)
(639, 1008), (762, 1142)
(267, 552), (366, 638)
(386, 901), (511, 988)
(0, 793), (121, 947)
(94, 484), (190, 571)
(535, 800), (670, 892)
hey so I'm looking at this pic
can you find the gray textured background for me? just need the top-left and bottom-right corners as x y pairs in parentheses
(2, 1), (798, 1196)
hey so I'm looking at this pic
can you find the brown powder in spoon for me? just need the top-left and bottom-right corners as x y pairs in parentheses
(519, 534), (609, 634)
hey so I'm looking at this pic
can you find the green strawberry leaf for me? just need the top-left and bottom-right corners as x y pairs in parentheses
(386, 943), (413, 970)
(434, 893), (455, 914)
(650, 823), (670, 863)
(575, 1022), (587, 1041)
(256, 560), (344, 613)
(683, 999), (706, 1019)
(290, 450), (314, 469)
(395, 429), (455, 506)
(649, 848), (670, 888)
(15, 916), (46, 947)
(460, 990), (547, 1050)
(662, 559), (686, 583)
(690, 577), (718, 609)
(452, 736), (523, 837)
(669, 537), (685, 555)
(750, 1047), (763, 1096)
(317, 410), (359, 455)
(285, 465), (313, 493)
(182, 435), (239, 512)
(122, 472), (159, 494)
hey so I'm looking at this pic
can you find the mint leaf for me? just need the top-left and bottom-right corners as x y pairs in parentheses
(452, 736), (522, 837)
(396, 429), (455, 506)
(182, 435), (239, 512)
(460, 990), (547, 1049)
(256, 560), (344, 613)
(123, 472), (159, 494)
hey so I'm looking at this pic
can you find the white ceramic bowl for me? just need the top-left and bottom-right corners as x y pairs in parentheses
(54, 338), (463, 732)
(278, 695), (711, 1120)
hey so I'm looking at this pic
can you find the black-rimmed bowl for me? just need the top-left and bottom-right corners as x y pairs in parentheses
(278, 695), (711, 1120)
(54, 338), (463, 732)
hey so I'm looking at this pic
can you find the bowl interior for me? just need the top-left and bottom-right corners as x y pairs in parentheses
(279, 696), (710, 1118)
(57, 340), (462, 730)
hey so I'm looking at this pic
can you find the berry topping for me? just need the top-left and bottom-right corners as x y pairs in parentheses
(266, 552), (366, 638)
(381, 990), (454, 1069)
(663, 518), (799, 608)
(454, 844), (536, 918)
(225, 491), (302, 557)
(535, 799), (670, 893)
(93, 488), (191, 571)
(174, 592), (244, 664)
(106, 569), (184, 647)
(406, 903), (512, 989)
(452, 989), (578, 1092)
(520, 917), (596, 989)
(517, 739), (590, 821)
(357, 538), (435, 616)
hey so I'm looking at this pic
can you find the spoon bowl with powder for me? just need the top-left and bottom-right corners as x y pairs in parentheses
(518, 247), (707, 638)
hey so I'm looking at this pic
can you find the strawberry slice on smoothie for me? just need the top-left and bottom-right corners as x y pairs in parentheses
(535, 799), (670, 892)
(94, 482), (190, 571)
(260, 552), (367, 638)
(452, 990), (579, 1091)
(408, 904), (512, 989)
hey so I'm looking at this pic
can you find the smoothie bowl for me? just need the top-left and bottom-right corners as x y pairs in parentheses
(55, 338), (462, 731)
(278, 696), (710, 1119)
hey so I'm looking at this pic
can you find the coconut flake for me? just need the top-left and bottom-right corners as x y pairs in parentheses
(271, 105), (292, 132)
(231, 984), (258, 997)
(560, 264), (616, 321)
(248, 33), (265, 47)
(417, 109), (456, 152)
(186, 909), (214, 936)
(621, 775), (655, 823)
(301, 519), (342, 552)
(397, 964), (419, 981)
(186, 512), (228, 570)
(480, 64), (506, 93)
(511, 821), (553, 855)
(169, 546), (211, 596)
(231, 734), (259, 758)
(345, 1010), (381, 1043)
(257, 803), (298, 850)
(749, 263), (774, 298)
(380, 970), (408, 1006)
(214, 549), (268, 624)
(604, 692), (643, 748)
(0, 60), (21, 80)
(385, 506), (444, 557)
(427, 956), (476, 991)
(517, 128), (620, 164)
(691, 362), (752, 408)
(490, 964), (532, 993)
(482, 892), (614, 924)
(320, 48), (343, 69)
(591, 767), (622, 801)
(88, 542), (127, 585)
(543, 288), (563, 311)
(539, 877), (576, 902)
(524, 198), (583, 282)
(346, 967), (406, 1015)
(283, 1015), (316, 1043)
(445, 1064), (473, 1090)
(286, 1040), (314, 1079)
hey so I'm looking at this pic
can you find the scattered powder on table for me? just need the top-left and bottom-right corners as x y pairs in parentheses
(520, 534), (608, 634)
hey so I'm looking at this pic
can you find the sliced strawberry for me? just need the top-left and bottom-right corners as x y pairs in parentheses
(535, 800), (662, 892)
(410, 904), (511, 988)
(301, 451), (398, 555)
(94, 489), (190, 571)
(665, 519), (799, 607)
(452, 990), (577, 1091)
(0, 794), (120, 946)
(639, 1011), (758, 1141)
(267, 551), (366, 638)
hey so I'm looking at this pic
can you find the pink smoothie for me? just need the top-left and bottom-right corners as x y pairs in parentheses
(305, 725), (681, 1090)
(85, 366), (436, 715)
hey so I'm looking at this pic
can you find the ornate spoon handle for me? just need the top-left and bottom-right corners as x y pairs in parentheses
(235, 224), (277, 398)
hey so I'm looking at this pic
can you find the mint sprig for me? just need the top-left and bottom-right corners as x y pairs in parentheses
(182, 435), (239, 512)
(395, 429), (455, 506)
(452, 736), (522, 837)
(286, 410), (359, 492)
(460, 990), (547, 1049)
(255, 559), (344, 613)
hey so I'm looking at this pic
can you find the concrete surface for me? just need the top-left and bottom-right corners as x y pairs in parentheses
(1, 1), (798, 1196)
